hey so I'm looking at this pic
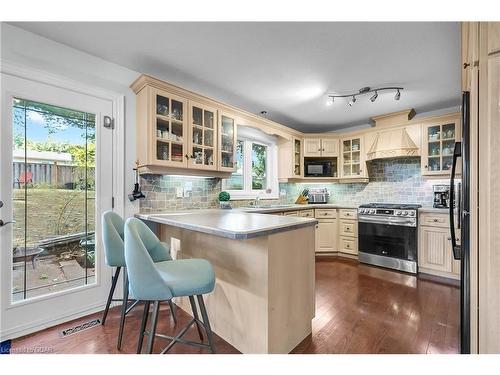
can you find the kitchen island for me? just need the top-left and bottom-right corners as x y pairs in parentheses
(136, 210), (317, 354)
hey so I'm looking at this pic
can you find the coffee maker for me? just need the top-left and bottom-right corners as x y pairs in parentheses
(433, 184), (450, 208)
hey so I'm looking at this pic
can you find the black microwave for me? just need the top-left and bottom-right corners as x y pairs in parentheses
(304, 160), (334, 177)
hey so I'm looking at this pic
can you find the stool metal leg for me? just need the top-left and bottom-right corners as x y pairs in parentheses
(146, 301), (161, 354)
(188, 296), (204, 341)
(137, 301), (150, 354)
(197, 295), (216, 353)
(117, 269), (129, 350)
(102, 266), (121, 325)
(168, 300), (177, 325)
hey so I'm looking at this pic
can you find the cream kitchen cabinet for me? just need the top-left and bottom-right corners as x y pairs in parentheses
(421, 114), (461, 176)
(188, 101), (218, 170)
(303, 138), (339, 157)
(314, 209), (338, 253)
(338, 209), (358, 255)
(418, 212), (460, 280)
(135, 86), (189, 168)
(487, 22), (500, 55)
(340, 137), (367, 179)
(218, 112), (238, 172)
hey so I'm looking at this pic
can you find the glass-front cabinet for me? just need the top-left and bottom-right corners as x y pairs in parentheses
(340, 136), (366, 178)
(219, 112), (238, 172)
(188, 102), (217, 170)
(422, 117), (461, 176)
(293, 138), (302, 176)
(153, 89), (187, 167)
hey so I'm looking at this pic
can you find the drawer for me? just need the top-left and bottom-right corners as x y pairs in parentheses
(283, 211), (299, 216)
(339, 236), (358, 255)
(340, 219), (357, 237)
(339, 209), (357, 220)
(300, 209), (315, 218)
(315, 209), (337, 219)
(420, 213), (449, 228)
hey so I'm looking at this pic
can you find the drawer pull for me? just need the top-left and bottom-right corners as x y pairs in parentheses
(433, 219), (438, 222)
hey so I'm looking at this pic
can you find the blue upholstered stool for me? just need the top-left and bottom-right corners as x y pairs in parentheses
(124, 218), (216, 354)
(101, 211), (176, 350)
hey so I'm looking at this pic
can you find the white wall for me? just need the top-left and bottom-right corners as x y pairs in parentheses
(1, 23), (140, 218)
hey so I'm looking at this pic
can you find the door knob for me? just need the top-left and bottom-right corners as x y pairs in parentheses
(0, 219), (16, 227)
(0, 200), (3, 208)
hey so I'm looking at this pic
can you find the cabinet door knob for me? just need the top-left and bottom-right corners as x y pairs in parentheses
(463, 62), (471, 69)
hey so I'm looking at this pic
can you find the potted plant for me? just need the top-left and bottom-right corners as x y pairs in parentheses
(218, 191), (231, 209)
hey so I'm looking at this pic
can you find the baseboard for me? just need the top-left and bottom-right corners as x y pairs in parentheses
(418, 271), (461, 287)
(315, 252), (359, 262)
(1, 300), (119, 341)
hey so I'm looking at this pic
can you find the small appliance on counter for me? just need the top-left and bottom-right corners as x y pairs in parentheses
(307, 188), (330, 204)
(433, 184), (450, 208)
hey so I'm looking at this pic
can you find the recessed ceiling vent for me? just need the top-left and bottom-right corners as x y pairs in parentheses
(366, 109), (419, 161)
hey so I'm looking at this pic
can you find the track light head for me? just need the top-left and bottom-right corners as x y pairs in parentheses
(394, 89), (401, 101)
(326, 96), (334, 106)
(370, 91), (378, 102)
(348, 96), (356, 106)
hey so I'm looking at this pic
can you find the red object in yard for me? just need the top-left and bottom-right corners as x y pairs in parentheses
(19, 171), (33, 184)
(14, 171), (33, 188)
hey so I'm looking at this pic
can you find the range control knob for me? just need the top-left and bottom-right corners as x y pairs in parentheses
(369, 209), (375, 214)
(408, 211), (415, 217)
(402, 211), (408, 216)
(396, 211), (402, 215)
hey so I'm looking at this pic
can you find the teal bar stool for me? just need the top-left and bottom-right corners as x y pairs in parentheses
(124, 218), (216, 354)
(101, 211), (176, 350)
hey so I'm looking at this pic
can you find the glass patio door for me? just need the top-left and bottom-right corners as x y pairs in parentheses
(0, 73), (114, 340)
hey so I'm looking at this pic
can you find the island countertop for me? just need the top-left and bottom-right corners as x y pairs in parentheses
(136, 210), (317, 240)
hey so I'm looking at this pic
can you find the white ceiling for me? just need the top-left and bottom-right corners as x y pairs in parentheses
(9, 22), (461, 132)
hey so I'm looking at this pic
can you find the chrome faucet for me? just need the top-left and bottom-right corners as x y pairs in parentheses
(253, 194), (261, 207)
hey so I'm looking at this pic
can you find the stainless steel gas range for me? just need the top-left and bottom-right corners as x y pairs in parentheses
(358, 203), (421, 274)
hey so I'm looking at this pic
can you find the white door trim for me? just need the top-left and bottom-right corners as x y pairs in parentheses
(0, 60), (126, 340)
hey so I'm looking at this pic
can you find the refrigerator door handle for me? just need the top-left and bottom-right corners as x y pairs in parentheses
(450, 141), (462, 260)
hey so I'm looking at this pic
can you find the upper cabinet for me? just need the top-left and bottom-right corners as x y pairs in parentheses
(421, 115), (461, 176)
(188, 102), (217, 170)
(140, 87), (188, 168)
(293, 138), (303, 177)
(303, 138), (339, 157)
(219, 112), (238, 172)
(340, 136), (366, 178)
(488, 22), (500, 55)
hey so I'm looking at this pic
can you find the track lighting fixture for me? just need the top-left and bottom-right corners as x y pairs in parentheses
(326, 86), (403, 107)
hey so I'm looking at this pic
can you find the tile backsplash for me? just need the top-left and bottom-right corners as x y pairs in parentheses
(139, 157), (449, 212)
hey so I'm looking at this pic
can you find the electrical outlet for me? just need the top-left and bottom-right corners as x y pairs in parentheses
(176, 187), (183, 198)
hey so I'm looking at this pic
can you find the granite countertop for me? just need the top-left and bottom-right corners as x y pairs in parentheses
(136, 211), (317, 240)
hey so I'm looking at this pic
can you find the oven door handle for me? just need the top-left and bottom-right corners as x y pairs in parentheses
(358, 216), (416, 227)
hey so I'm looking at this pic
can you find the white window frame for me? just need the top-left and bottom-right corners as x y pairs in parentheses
(223, 126), (279, 200)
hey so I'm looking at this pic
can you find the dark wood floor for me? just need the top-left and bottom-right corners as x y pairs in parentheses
(12, 258), (460, 354)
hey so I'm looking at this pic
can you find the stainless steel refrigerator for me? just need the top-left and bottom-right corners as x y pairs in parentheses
(450, 91), (470, 354)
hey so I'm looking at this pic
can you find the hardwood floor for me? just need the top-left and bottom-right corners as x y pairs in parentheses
(11, 258), (460, 354)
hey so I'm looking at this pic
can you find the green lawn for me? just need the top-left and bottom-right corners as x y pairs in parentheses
(13, 188), (95, 248)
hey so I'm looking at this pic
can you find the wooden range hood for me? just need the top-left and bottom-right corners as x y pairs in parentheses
(366, 109), (420, 161)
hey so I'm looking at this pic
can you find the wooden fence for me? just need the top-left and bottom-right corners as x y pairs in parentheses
(12, 162), (92, 188)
